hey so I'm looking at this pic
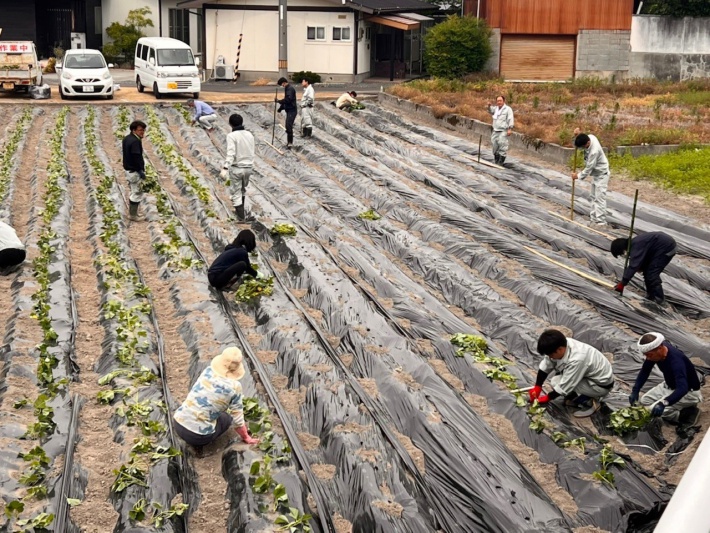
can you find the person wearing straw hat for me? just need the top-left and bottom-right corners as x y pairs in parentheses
(174, 347), (259, 452)
(629, 332), (702, 424)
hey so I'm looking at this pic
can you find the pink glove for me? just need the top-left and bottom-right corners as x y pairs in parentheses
(536, 394), (551, 405)
(235, 425), (259, 445)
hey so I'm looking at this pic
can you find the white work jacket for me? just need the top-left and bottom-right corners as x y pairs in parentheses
(0, 221), (24, 252)
(223, 129), (255, 169)
(539, 338), (614, 397)
(579, 134), (610, 180)
(488, 104), (514, 132)
(301, 85), (315, 107)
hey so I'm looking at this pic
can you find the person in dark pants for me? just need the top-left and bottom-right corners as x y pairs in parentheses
(276, 77), (297, 149)
(0, 220), (26, 273)
(207, 230), (263, 289)
(629, 332), (702, 425)
(610, 231), (677, 304)
(173, 347), (259, 454)
(122, 120), (147, 221)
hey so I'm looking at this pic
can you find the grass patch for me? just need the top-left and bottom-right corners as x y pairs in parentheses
(674, 90), (710, 106)
(616, 128), (694, 146)
(610, 146), (710, 201)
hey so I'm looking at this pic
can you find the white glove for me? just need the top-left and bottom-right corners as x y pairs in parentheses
(255, 270), (265, 280)
(220, 168), (228, 179)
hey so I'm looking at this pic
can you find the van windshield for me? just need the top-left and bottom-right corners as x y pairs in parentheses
(64, 54), (106, 69)
(157, 49), (194, 66)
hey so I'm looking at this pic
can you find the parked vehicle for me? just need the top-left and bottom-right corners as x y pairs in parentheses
(58, 49), (114, 100)
(134, 37), (200, 99)
(0, 41), (42, 94)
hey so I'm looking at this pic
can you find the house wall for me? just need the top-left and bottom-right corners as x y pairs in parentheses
(576, 29), (630, 79)
(483, 0), (633, 34)
(485, 27), (500, 72)
(0, 0), (37, 42)
(357, 20), (371, 78)
(101, 0), (160, 44)
(204, 5), (359, 82)
(629, 15), (710, 80)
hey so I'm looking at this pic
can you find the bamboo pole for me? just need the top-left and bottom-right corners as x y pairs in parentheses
(272, 87), (278, 145)
(547, 211), (613, 238)
(571, 148), (578, 221)
(524, 246), (615, 288)
(478, 135), (482, 163)
(622, 189), (640, 281)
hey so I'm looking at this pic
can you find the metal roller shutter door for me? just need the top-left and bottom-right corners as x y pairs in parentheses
(500, 35), (576, 81)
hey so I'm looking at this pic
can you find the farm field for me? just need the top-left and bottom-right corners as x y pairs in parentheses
(0, 100), (709, 533)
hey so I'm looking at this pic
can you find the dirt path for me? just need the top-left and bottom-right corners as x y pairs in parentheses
(63, 108), (121, 531)
(98, 107), (230, 531)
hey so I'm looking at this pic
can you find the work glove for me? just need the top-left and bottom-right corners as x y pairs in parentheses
(614, 282), (625, 295)
(528, 385), (543, 402)
(255, 270), (265, 280)
(235, 425), (259, 444)
(536, 394), (551, 405)
(651, 402), (666, 417)
(219, 168), (228, 179)
(628, 390), (639, 405)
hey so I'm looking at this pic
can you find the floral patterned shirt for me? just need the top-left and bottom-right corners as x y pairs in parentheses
(174, 366), (245, 435)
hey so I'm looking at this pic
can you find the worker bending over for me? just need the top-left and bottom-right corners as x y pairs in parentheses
(611, 231), (676, 305)
(529, 329), (614, 417)
(0, 220), (26, 273)
(207, 230), (264, 290)
(335, 91), (358, 111)
(187, 98), (217, 130)
(572, 133), (610, 226)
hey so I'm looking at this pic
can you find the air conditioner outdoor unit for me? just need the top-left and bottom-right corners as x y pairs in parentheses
(214, 64), (234, 80)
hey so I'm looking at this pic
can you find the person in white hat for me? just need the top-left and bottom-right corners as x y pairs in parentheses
(174, 347), (259, 452)
(629, 332), (702, 424)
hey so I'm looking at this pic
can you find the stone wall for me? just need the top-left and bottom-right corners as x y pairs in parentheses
(576, 30), (631, 79)
(486, 29), (501, 73)
(630, 15), (710, 81)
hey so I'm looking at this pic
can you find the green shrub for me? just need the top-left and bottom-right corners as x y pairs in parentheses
(424, 15), (492, 79)
(616, 128), (694, 146)
(103, 7), (154, 65)
(290, 70), (321, 84)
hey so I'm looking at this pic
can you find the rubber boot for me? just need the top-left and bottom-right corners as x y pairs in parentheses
(494, 154), (500, 164)
(306, 127), (313, 138)
(287, 131), (294, 149)
(235, 204), (255, 222)
(499, 156), (506, 166)
(129, 201), (141, 221)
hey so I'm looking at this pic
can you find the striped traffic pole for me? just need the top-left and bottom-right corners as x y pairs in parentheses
(233, 33), (242, 82)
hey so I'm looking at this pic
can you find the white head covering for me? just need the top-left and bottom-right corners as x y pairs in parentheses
(637, 332), (665, 354)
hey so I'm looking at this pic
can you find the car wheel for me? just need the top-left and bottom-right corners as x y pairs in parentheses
(60, 85), (68, 100)
(153, 82), (162, 99)
(193, 92), (199, 99)
(107, 93), (114, 100)
(136, 76), (144, 93)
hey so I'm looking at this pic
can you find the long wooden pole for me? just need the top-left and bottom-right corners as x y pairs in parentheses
(272, 87), (278, 145)
(623, 189), (640, 275)
(571, 148), (578, 221)
(524, 246), (615, 288)
(477, 135), (482, 163)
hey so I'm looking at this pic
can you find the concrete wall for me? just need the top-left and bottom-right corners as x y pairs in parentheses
(101, 0), (160, 44)
(486, 28), (501, 73)
(630, 15), (710, 80)
(576, 29), (630, 79)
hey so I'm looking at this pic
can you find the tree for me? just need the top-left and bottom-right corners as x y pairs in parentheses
(641, 0), (710, 17)
(424, 16), (492, 79)
(103, 7), (154, 64)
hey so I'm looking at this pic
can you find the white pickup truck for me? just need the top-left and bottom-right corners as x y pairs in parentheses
(0, 41), (42, 94)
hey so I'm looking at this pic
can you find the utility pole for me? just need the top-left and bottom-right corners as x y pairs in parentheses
(278, 0), (288, 78)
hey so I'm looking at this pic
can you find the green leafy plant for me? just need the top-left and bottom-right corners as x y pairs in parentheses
(16, 512), (54, 531)
(551, 432), (586, 453)
(129, 498), (149, 522)
(608, 405), (652, 435)
(0, 107), (33, 204)
(173, 103), (192, 123)
(235, 277), (275, 302)
(5, 500), (24, 518)
(270, 223), (298, 236)
(112, 461), (149, 493)
(250, 456), (275, 494)
(424, 15), (492, 79)
(358, 209), (381, 220)
(527, 400), (548, 434)
(592, 444), (625, 486)
(275, 506), (313, 532)
(450, 333), (488, 358)
(150, 502), (189, 528)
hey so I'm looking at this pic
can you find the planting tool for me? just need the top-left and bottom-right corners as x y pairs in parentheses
(523, 246), (615, 288)
(622, 189), (640, 276)
(477, 135), (482, 163)
(571, 148), (578, 221)
(272, 87), (278, 145)
(510, 386), (534, 394)
(262, 140), (284, 156)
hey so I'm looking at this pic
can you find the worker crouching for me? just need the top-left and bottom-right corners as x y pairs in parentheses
(173, 347), (259, 456)
(629, 332), (702, 425)
(529, 329), (614, 417)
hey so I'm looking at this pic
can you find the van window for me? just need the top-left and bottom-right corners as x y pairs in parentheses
(147, 47), (155, 62)
(141, 46), (149, 61)
(136, 43), (142, 59)
(157, 48), (194, 66)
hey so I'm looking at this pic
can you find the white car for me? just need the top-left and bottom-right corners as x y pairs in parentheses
(59, 49), (113, 100)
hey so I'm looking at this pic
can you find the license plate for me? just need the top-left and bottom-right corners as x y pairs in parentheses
(2, 83), (14, 89)
(82, 86), (95, 93)
(167, 82), (178, 89)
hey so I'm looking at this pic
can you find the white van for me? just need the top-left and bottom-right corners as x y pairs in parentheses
(134, 37), (200, 99)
